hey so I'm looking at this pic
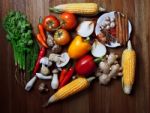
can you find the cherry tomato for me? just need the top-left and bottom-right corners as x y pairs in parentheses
(60, 12), (77, 30)
(54, 29), (71, 45)
(43, 15), (60, 31)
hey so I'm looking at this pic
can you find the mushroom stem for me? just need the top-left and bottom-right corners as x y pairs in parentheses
(51, 74), (59, 89)
(25, 76), (37, 91)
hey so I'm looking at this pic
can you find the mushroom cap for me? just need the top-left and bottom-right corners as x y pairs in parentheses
(40, 57), (52, 67)
(56, 52), (70, 68)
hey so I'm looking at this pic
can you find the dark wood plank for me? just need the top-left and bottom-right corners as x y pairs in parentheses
(0, 0), (150, 113)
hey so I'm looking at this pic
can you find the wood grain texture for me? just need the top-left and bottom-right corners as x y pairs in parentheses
(0, 0), (150, 113)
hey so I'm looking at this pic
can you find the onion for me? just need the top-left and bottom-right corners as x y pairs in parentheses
(91, 39), (107, 57)
(76, 21), (94, 37)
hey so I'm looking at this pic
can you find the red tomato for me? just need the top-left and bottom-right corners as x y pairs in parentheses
(54, 29), (71, 45)
(43, 15), (60, 31)
(60, 12), (77, 30)
(75, 55), (97, 76)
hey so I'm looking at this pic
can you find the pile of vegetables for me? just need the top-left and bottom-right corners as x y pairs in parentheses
(3, 11), (39, 80)
(3, 3), (136, 107)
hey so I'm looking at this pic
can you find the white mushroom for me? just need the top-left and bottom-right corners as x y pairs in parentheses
(110, 22), (115, 28)
(36, 73), (52, 80)
(25, 76), (37, 91)
(51, 69), (59, 89)
(40, 57), (52, 67)
(40, 57), (52, 75)
(49, 52), (70, 68)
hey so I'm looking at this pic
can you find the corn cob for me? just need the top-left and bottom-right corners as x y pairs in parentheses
(43, 77), (95, 106)
(122, 40), (136, 94)
(49, 3), (105, 16)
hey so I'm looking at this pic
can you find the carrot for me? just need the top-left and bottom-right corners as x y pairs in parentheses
(36, 34), (48, 48)
(38, 24), (46, 42)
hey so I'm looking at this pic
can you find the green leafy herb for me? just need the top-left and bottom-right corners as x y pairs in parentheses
(3, 11), (39, 79)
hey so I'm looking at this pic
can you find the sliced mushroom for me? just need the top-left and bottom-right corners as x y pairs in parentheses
(49, 52), (70, 68)
(40, 57), (52, 67)
(56, 52), (70, 67)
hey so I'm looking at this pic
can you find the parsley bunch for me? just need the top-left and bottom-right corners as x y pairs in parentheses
(3, 11), (39, 77)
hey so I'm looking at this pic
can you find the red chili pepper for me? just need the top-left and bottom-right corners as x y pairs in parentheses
(36, 34), (48, 48)
(59, 68), (68, 84)
(59, 66), (74, 88)
(33, 47), (46, 75)
(38, 24), (47, 42)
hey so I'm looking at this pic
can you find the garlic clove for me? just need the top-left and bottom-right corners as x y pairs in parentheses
(110, 22), (116, 28)
(105, 16), (110, 21)
(110, 17), (115, 22)
(104, 20), (110, 26)
(105, 25), (110, 30)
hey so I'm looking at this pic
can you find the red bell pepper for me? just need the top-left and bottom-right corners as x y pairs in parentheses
(75, 55), (102, 77)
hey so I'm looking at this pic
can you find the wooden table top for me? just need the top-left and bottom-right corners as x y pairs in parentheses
(0, 0), (150, 113)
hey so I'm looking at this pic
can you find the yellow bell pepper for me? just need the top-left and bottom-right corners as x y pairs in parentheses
(68, 36), (91, 59)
